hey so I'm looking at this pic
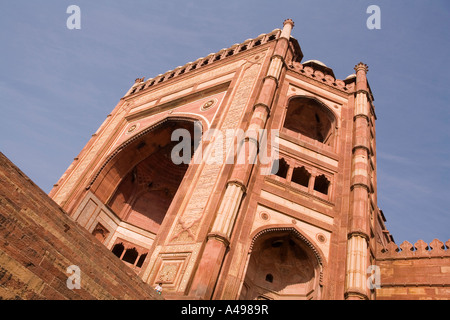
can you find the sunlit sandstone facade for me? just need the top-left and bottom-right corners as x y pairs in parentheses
(48, 20), (450, 300)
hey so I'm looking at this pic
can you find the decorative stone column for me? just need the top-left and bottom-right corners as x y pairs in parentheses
(188, 19), (295, 299)
(345, 62), (371, 300)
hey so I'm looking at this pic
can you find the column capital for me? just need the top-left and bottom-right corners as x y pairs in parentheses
(354, 62), (369, 93)
(283, 18), (295, 27)
(354, 62), (369, 74)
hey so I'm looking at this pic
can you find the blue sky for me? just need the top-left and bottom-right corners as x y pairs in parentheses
(1, 0), (449, 245)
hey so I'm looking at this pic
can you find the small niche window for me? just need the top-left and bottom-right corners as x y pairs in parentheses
(265, 274), (274, 283)
(314, 175), (330, 195)
(271, 158), (289, 179)
(92, 223), (109, 244)
(291, 166), (311, 188)
(111, 241), (149, 269)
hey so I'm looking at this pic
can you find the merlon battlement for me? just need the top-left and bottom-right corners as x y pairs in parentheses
(378, 239), (450, 259)
(126, 28), (283, 97)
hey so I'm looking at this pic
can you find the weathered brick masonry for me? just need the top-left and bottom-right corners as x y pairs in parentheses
(0, 152), (161, 300)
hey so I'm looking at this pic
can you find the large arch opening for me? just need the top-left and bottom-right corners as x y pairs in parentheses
(90, 119), (201, 234)
(283, 96), (336, 147)
(240, 229), (322, 300)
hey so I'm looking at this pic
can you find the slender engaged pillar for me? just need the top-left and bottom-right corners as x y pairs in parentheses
(188, 19), (295, 299)
(345, 62), (371, 300)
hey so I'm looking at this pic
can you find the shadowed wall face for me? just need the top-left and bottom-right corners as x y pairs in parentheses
(108, 141), (189, 234)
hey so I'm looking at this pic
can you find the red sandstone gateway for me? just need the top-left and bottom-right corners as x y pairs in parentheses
(2, 19), (445, 300)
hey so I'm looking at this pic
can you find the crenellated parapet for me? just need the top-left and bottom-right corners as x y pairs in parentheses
(376, 238), (450, 300)
(124, 27), (360, 100)
(378, 239), (450, 259)
(125, 28), (282, 97)
(287, 61), (356, 93)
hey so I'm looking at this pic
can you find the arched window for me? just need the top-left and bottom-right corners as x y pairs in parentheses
(314, 175), (330, 195)
(284, 97), (336, 146)
(122, 248), (139, 264)
(271, 158), (289, 179)
(291, 166), (311, 188)
(112, 243), (124, 258)
(136, 253), (147, 268)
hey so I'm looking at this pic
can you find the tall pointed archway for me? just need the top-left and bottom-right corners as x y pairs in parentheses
(89, 118), (202, 234)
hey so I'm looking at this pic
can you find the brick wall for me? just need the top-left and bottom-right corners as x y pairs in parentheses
(0, 152), (162, 300)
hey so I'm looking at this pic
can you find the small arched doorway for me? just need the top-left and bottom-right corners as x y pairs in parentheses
(240, 228), (323, 300)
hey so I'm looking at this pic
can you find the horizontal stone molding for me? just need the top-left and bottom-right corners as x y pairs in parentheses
(379, 283), (450, 288)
